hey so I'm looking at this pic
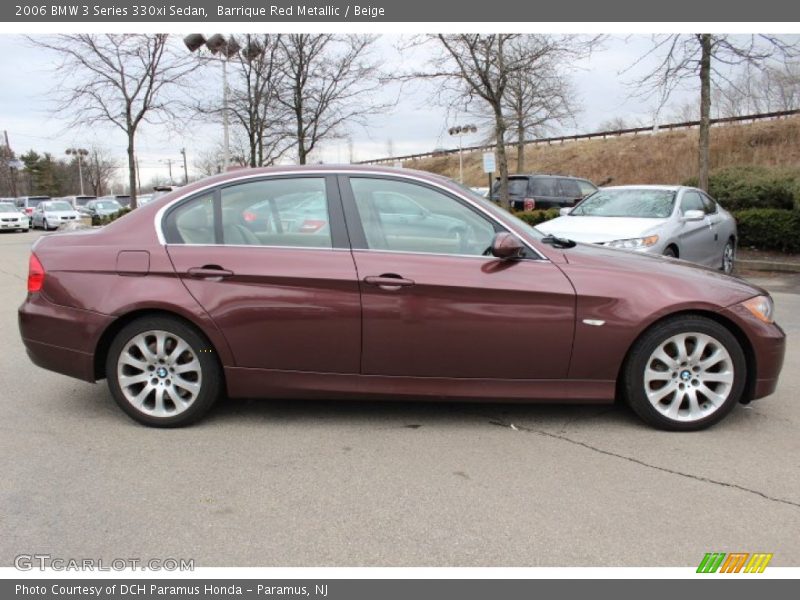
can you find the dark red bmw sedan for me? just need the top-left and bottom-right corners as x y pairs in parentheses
(19, 166), (786, 429)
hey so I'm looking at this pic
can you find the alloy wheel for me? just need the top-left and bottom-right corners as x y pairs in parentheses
(722, 242), (735, 274)
(116, 330), (203, 418)
(643, 332), (734, 422)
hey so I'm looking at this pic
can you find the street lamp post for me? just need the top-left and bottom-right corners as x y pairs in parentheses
(7, 159), (23, 197)
(184, 34), (242, 171)
(65, 147), (88, 195)
(448, 124), (477, 184)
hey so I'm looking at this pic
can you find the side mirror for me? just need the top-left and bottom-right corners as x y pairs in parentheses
(490, 232), (524, 260)
(559, 207), (571, 217)
(682, 209), (705, 221)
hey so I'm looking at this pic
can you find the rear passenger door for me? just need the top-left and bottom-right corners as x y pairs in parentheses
(164, 175), (361, 374)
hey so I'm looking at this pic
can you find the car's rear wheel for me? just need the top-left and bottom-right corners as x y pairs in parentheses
(622, 316), (746, 431)
(721, 239), (735, 274)
(106, 316), (222, 427)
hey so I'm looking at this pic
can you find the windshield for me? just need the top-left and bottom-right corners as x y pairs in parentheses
(46, 201), (74, 212)
(96, 200), (121, 210)
(0, 203), (17, 212)
(570, 189), (676, 218)
(28, 198), (47, 207)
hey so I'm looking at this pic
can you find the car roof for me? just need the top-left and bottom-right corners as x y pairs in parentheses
(602, 185), (685, 192)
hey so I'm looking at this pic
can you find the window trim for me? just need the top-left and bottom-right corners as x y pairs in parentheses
(161, 174), (347, 249)
(340, 174), (544, 260)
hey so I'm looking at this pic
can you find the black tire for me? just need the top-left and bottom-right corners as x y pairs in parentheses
(105, 316), (222, 427)
(663, 246), (677, 258)
(622, 315), (746, 431)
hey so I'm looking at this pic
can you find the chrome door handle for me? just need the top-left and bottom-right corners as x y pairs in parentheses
(187, 265), (234, 280)
(363, 274), (415, 290)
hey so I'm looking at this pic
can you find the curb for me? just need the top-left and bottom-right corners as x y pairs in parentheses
(737, 259), (800, 273)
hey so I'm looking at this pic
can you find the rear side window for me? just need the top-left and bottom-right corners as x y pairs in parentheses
(529, 178), (558, 197)
(221, 178), (331, 248)
(507, 178), (530, 196)
(164, 193), (215, 244)
(558, 178), (582, 198)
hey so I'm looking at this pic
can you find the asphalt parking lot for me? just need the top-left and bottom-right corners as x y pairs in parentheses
(1, 229), (798, 568)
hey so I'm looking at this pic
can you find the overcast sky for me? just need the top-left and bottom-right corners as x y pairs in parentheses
(0, 34), (712, 188)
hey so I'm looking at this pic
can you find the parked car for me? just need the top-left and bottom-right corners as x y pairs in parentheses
(62, 195), (97, 210)
(0, 201), (28, 232)
(15, 196), (50, 218)
(99, 194), (132, 208)
(19, 166), (784, 431)
(537, 185), (738, 273)
(30, 200), (81, 230)
(490, 174), (597, 211)
(82, 198), (124, 218)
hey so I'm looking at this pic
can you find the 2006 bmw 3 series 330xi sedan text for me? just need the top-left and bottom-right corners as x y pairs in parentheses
(18, 166), (786, 430)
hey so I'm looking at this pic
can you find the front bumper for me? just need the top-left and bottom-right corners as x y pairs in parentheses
(721, 303), (786, 401)
(19, 293), (113, 383)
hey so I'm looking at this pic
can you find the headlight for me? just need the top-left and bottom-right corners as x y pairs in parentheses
(604, 235), (659, 249)
(742, 295), (774, 324)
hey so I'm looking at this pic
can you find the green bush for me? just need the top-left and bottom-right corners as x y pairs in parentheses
(511, 208), (561, 226)
(92, 207), (132, 227)
(733, 208), (800, 253)
(685, 166), (798, 211)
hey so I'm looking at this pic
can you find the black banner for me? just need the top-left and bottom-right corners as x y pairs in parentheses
(3, 0), (800, 22)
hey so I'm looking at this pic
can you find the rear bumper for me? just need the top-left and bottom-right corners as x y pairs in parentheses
(19, 293), (113, 383)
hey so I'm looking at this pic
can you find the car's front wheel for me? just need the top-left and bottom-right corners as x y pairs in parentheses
(622, 316), (746, 431)
(106, 316), (222, 427)
(721, 239), (735, 274)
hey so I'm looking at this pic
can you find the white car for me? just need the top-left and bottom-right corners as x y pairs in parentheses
(537, 185), (738, 273)
(30, 200), (81, 230)
(0, 201), (28, 232)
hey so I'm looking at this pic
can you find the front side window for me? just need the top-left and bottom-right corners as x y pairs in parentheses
(577, 180), (598, 197)
(350, 177), (496, 256)
(558, 178), (582, 198)
(680, 191), (706, 215)
(700, 193), (718, 214)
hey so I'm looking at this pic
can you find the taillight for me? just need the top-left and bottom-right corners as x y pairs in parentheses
(523, 198), (536, 211)
(28, 254), (45, 293)
(299, 219), (326, 233)
(243, 211), (257, 222)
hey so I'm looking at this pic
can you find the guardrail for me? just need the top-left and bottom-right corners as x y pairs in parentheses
(357, 109), (800, 165)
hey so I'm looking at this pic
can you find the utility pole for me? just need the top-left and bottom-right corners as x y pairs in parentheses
(180, 148), (188, 185)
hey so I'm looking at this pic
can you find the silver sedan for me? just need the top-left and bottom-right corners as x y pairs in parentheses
(537, 185), (738, 273)
(30, 200), (81, 231)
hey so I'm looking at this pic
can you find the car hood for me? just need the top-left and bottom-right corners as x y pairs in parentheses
(0, 211), (24, 218)
(537, 216), (666, 243)
(559, 241), (766, 308)
(44, 211), (79, 217)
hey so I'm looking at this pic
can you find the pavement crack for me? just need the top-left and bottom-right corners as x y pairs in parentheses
(0, 267), (24, 282)
(489, 418), (800, 510)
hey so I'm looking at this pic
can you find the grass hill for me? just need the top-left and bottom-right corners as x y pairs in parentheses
(402, 115), (800, 188)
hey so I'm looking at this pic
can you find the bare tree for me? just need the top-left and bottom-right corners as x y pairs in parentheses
(83, 147), (117, 196)
(31, 34), (200, 207)
(715, 61), (800, 116)
(225, 34), (293, 167)
(628, 34), (800, 191)
(277, 34), (391, 164)
(504, 36), (598, 172)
